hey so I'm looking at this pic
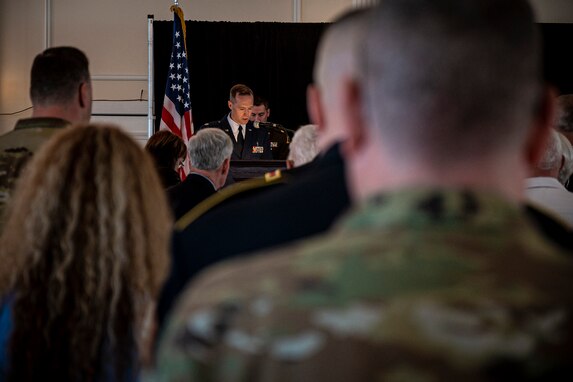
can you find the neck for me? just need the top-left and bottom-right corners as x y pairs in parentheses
(190, 169), (219, 189)
(530, 167), (560, 179)
(347, 140), (526, 206)
(32, 104), (84, 124)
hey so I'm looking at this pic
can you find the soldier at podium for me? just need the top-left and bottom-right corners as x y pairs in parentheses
(198, 84), (272, 160)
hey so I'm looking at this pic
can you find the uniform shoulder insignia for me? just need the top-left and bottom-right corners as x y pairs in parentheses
(174, 174), (286, 231)
(264, 169), (282, 182)
(199, 121), (221, 130)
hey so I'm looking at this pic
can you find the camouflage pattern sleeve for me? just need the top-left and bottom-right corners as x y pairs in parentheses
(151, 190), (573, 382)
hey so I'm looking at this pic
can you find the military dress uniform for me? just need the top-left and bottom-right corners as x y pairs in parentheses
(264, 122), (290, 160)
(154, 189), (573, 381)
(199, 115), (272, 160)
(156, 144), (349, 331)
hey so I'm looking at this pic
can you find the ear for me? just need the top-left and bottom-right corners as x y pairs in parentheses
(267, 108), (271, 118)
(79, 82), (90, 109)
(228, 100), (233, 111)
(221, 157), (230, 176)
(524, 85), (557, 169)
(307, 84), (325, 130)
(218, 158), (231, 189)
(340, 78), (367, 158)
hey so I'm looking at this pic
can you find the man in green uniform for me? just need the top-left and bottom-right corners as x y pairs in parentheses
(0, 47), (91, 229)
(153, 1), (573, 380)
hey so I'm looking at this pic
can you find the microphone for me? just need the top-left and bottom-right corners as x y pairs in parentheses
(253, 121), (295, 135)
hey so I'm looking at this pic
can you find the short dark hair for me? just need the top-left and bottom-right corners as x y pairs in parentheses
(145, 130), (187, 170)
(253, 96), (269, 110)
(363, 0), (542, 162)
(30, 47), (90, 106)
(229, 84), (254, 101)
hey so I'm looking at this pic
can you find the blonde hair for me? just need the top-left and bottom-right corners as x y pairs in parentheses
(0, 124), (172, 380)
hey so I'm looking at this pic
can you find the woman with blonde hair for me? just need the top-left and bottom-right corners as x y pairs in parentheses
(0, 124), (172, 381)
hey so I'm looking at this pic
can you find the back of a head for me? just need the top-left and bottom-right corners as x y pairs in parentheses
(363, 0), (542, 164)
(0, 124), (171, 380)
(287, 124), (319, 167)
(30, 46), (90, 106)
(536, 130), (563, 172)
(188, 128), (233, 171)
(145, 130), (187, 170)
(557, 131), (573, 184)
(556, 94), (573, 134)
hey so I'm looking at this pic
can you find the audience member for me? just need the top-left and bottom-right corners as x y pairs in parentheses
(154, 1), (573, 380)
(155, 9), (366, 330)
(557, 131), (573, 187)
(144, 130), (186, 189)
(556, 94), (573, 191)
(0, 124), (171, 380)
(168, 128), (233, 220)
(526, 130), (573, 227)
(0, 46), (91, 229)
(287, 124), (318, 168)
(556, 94), (573, 144)
(250, 96), (290, 160)
(199, 84), (271, 160)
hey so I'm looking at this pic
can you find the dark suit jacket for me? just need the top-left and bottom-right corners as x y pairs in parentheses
(157, 144), (350, 329)
(167, 173), (217, 220)
(200, 115), (272, 160)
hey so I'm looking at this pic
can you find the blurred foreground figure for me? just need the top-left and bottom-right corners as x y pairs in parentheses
(0, 124), (171, 381)
(155, 1), (573, 381)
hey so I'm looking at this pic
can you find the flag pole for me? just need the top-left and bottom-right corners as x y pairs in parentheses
(147, 14), (154, 138)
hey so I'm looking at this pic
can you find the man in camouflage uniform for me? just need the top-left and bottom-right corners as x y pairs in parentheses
(0, 47), (91, 229)
(153, 1), (573, 380)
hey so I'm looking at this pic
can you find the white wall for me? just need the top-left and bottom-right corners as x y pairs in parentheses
(0, 0), (571, 143)
(0, 0), (355, 143)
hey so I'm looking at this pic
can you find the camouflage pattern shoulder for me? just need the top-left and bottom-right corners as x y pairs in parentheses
(154, 189), (573, 382)
(174, 171), (288, 231)
(0, 147), (33, 229)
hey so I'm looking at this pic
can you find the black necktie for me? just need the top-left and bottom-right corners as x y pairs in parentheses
(237, 125), (245, 149)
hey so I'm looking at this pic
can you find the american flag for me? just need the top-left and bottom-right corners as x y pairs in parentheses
(160, 5), (192, 176)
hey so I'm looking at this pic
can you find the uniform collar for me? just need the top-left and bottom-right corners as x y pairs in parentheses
(14, 117), (70, 130)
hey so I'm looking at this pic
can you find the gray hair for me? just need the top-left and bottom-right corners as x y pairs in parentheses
(188, 128), (233, 171)
(362, 0), (542, 164)
(538, 130), (562, 171)
(288, 125), (319, 167)
(557, 131), (573, 185)
(556, 94), (573, 133)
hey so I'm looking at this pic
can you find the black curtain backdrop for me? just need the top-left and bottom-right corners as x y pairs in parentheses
(541, 24), (573, 95)
(153, 21), (573, 133)
(153, 21), (326, 132)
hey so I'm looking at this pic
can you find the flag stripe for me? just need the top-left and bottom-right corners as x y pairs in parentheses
(160, 5), (193, 178)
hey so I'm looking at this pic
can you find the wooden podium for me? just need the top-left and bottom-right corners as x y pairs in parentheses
(230, 160), (286, 182)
